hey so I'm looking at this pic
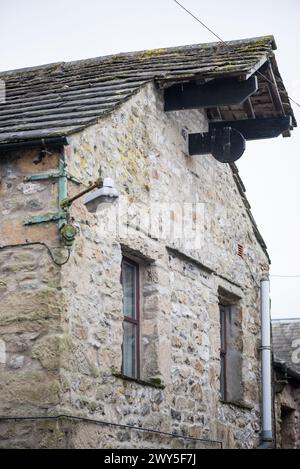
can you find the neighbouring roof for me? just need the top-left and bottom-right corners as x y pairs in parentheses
(0, 35), (296, 145)
(272, 319), (300, 379)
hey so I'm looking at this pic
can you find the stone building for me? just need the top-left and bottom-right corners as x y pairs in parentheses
(0, 36), (296, 448)
(272, 319), (300, 449)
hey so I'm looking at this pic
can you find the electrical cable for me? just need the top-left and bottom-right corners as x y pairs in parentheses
(0, 242), (71, 266)
(270, 274), (300, 278)
(174, 0), (224, 42)
(173, 0), (300, 109)
(241, 255), (261, 288)
(0, 414), (223, 448)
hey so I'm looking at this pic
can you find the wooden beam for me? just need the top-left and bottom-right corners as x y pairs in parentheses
(244, 98), (255, 119)
(264, 66), (285, 117)
(164, 76), (258, 111)
(210, 116), (292, 141)
(207, 107), (222, 120)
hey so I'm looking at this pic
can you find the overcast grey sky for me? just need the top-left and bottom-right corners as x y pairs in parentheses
(1, 0), (299, 318)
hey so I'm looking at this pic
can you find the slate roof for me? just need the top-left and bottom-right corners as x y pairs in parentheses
(0, 35), (295, 145)
(272, 319), (300, 376)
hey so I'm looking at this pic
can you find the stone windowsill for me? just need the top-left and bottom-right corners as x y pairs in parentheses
(220, 399), (253, 411)
(113, 372), (165, 389)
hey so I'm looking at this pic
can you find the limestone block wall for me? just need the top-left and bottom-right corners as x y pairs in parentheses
(274, 379), (300, 448)
(0, 148), (68, 448)
(0, 81), (270, 448)
(56, 82), (269, 448)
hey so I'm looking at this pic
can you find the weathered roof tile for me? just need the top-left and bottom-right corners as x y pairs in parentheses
(0, 35), (294, 145)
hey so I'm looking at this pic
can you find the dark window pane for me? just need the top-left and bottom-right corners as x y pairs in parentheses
(123, 321), (137, 378)
(220, 306), (226, 353)
(122, 261), (137, 319)
(220, 305), (227, 400)
(220, 354), (226, 400)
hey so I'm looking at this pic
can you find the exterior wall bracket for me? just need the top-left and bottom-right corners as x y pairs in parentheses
(22, 159), (70, 227)
(186, 127), (246, 163)
(23, 212), (66, 226)
(24, 171), (82, 185)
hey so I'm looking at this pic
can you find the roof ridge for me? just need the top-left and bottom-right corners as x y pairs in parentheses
(272, 318), (300, 323)
(0, 35), (275, 76)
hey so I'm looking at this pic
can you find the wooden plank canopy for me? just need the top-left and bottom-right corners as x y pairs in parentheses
(164, 77), (258, 111)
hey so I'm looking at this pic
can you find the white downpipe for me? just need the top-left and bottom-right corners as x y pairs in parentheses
(260, 279), (273, 442)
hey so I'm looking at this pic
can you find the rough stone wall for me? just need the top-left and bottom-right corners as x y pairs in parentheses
(0, 148), (68, 448)
(0, 82), (269, 448)
(274, 377), (300, 449)
(58, 82), (268, 449)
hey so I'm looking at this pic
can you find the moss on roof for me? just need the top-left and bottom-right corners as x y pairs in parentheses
(0, 35), (293, 145)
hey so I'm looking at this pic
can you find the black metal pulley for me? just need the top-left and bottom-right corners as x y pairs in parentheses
(188, 127), (246, 163)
